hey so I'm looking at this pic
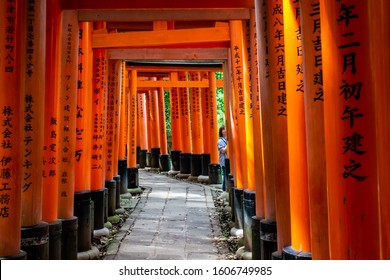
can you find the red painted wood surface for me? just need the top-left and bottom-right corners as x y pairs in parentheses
(0, 0), (23, 257)
(300, 0), (329, 259)
(267, 0), (291, 254)
(321, 0), (379, 259)
(283, 0), (311, 253)
(43, 0), (60, 223)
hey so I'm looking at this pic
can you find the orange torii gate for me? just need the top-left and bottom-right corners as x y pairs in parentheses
(57, 10), (79, 260)
(74, 21), (93, 256)
(0, 0), (26, 260)
(321, 0), (379, 260)
(19, 0), (48, 260)
(90, 44), (108, 235)
(300, 0), (329, 260)
(3, 0), (390, 262)
(43, 0), (61, 260)
(282, 0), (311, 260)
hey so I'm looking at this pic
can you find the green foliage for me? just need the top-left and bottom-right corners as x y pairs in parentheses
(164, 90), (172, 151)
(216, 72), (225, 128)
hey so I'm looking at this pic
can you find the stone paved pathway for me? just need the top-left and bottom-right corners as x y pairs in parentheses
(105, 170), (222, 260)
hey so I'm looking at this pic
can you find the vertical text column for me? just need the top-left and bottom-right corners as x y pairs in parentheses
(321, 0), (379, 259)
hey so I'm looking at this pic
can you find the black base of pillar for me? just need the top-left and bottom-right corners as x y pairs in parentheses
(0, 251), (27, 260)
(48, 220), (62, 260)
(251, 216), (262, 260)
(113, 175), (121, 210)
(21, 222), (49, 260)
(151, 148), (161, 168)
(105, 180), (117, 216)
(74, 191), (92, 252)
(272, 251), (283, 260)
(224, 158), (231, 191)
(146, 152), (152, 167)
(209, 163), (221, 184)
(180, 153), (192, 174)
(227, 173), (234, 194)
(233, 188), (244, 229)
(127, 167), (139, 189)
(91, 189), (105, 230)
(282, 246), (312, 260)
(191, 154), (202, 176)
(136, 146), (140, 164)
(229, 176), (235, 222)
(61, 216), (78, 260)
(170, 150), (181, 171)
(159, 154), (171, 172)
(104, 187), (108, 223)
(118, 159), (128, 194)
(243, 190), (256, 252)
(139, 150), (147, 168)
(201, 153), (210, 176)
(261, 219), (278, 260)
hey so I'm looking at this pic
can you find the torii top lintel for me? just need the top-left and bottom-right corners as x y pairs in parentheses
(60, 0), (255, 10)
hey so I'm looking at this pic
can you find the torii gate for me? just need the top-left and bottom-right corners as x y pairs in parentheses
(1, 0), (389, 262)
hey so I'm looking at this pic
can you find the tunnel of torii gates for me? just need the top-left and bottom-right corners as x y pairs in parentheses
(0, 0), (390, 261)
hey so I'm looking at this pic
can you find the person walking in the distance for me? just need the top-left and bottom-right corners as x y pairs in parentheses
(218, 126), (228, 191)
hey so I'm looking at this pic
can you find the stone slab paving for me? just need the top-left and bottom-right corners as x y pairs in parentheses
(105, 170), (222, 260)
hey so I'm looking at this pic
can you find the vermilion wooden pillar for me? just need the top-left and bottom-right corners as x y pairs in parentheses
(57, 10), (79, 260)
(108, 60), (122, 210)
(43, 0), (61, 260)
(112, 61), (122, 177)
(249, 7), (266, 260)
(267, 0), (291, 259)
(282, 0), (311, 259)
(228, 78), (242, 191)
(300, 0), (329, 260)
(118, 63), (127, 161)
(321, 0), (379, 259)
(118, 63), (128, 194)
(179, 72), (192, 176)
(157, 84), (170, 171)
(145, 90), (152, 167)
(239, 15), (258, 256)
(242, 21), (255, 194)
(57, 10), (78, 223)
(127, 70), (139, 190)
(106, 60), (117, 182)
(200, 72), (211, 177)
(189, 72), (204, 178)
(254, 0), (278, 260)
(250, 8), (265, 224)
(149, 78), (161, 169)
(138, 93), (148, 168)
(91, 47), (107, 231)
(223, 58), (238, 233)
(369, 0), (390, 260)
(20, 0), (49, 260)
(169, 72), (182, 172)
(229, 20), (248, 192)
(112, 60), (122, 210)
(230, 87), (243, 191)
(43, 0), (60, 225)
(74, 21), (93, 254)
(208, 72), (220, 183)
(136, 92), (141, 165)
(0, 0), (26, 260)
(104, 59), (118, 217)
(229, 20), (252, 239)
